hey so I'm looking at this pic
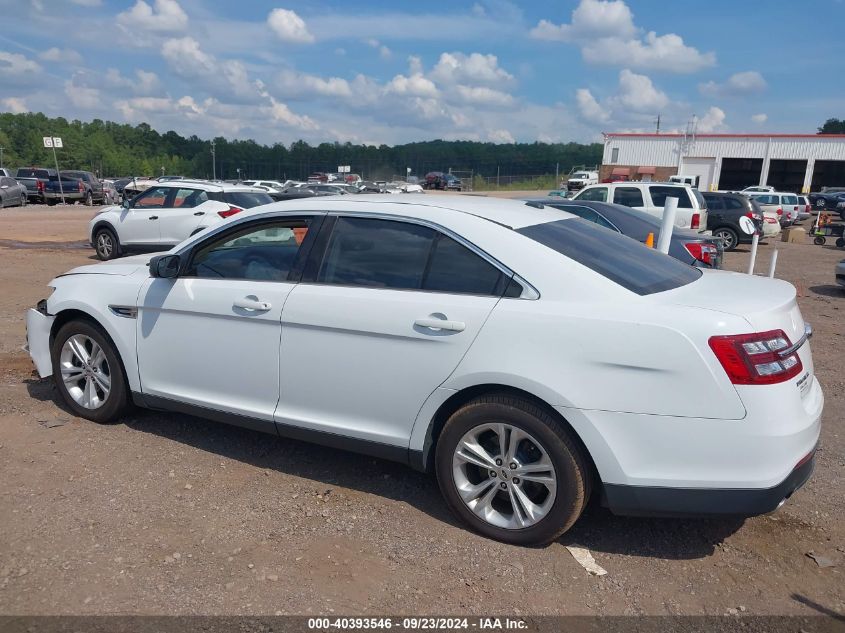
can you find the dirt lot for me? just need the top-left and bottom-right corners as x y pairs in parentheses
(0, 203), (843, 617)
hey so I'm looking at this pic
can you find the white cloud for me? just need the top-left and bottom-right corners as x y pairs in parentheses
(276, 69), (354, 99)
(699, 71), (767, 97)
(105, 68), (160, 95)
(39, 48), (83, 65)
(751, 113), (768, 124)
(64, 81), (100, 109)
(530, 0), (636, 41)
(454, 85), (514, 107)
(161, 37), (215, 76)
(575, 88), (609, 123)
(488, 129), (516, 144)
(117, 0), (188, 33)
(384, 73), (438, 98)
(612, 69), (669, 112)
(696, 106), (726, 132)
(267, 8), (315, 43)
(70, 0), (102, 6)
(429, 52), (513, 87)
(0, 51), (42, 76)
(531, 0), (715, 74)
(2, 97), (28, 114)
(265, 98), (319, 130)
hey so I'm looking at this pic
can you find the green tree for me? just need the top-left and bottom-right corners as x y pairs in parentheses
(818, 118), (845, 134)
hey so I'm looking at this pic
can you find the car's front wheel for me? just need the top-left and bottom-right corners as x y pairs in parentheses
(816, 198), (827, 209)
(436, 394), (591, 545)
(51, 320), (128, 424)
(94, 227), (119, 260)
(713, 227), (739, 251)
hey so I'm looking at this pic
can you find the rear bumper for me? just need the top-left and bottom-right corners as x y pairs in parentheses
(604, 450), (816, 517)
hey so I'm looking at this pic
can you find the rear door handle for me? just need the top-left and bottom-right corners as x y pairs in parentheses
(193, 211), (205, 216)
(414, 317), (466, 332)
(149, 215), (158, 220)
(233, 298), (272, 311)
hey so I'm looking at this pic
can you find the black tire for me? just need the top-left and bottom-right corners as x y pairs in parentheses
(815, 198), (826, 209)
(836, 237), (845, 248)
(435, 394), (591, 546)
(713, 226), (739, 251)
(50, 319), (129, 424)
(47, 199), (57, 206)
(84, 191), (93, 206)
(94, 227), (120, 260)
(814, 236), (826, 246)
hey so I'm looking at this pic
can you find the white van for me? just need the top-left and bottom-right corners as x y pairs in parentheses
(572, 182), (709, 231)
(669, 174), (700, 189)
(565, 171), (599, 191)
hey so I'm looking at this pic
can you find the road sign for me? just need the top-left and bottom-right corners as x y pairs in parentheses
(53, 137), (63, 148)
(337, 165), (350, 173)
(43, 137), (53, 148)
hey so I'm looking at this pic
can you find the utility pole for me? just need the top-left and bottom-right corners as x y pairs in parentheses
(236, 167), (241, 182)
(211, 139), (216, 180)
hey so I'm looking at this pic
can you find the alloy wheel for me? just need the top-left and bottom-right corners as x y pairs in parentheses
(715, 229), (735, 249)
(96, 232), (113, 258)
(452, 422), (557, 530)
(59, 334), (111, 409)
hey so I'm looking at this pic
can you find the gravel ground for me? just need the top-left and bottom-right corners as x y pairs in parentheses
(0, 203), (843, 617)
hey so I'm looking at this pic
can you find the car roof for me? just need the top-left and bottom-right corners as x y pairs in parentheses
(243, 194), (571, 229)
(153, 179), (267, 193)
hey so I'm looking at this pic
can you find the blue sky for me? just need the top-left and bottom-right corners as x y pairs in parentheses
(1, 0), (843, 145)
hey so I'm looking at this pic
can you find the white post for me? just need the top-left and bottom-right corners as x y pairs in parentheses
(747, 232), (759, 275)
(51, 144), (65, 205)
(656, 196), (678, 254)
(767, 249), (778, 278)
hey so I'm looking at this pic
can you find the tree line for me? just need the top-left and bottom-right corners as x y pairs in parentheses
(0, 112), (602, 182)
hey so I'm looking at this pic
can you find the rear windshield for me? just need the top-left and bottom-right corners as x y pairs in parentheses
(517, 218), (701, 296)
(223, 192), (274, 208)
(16, 168), (50, 178)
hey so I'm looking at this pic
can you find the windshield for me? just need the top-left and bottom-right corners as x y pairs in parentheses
(572, 173), (590, 179)
(517, 218), (701, 296)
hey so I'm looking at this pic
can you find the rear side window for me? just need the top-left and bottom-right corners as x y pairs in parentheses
(704, 195), (724, 210)
(725, 197), (745, 210)
(755, 194), (776, 205)
(613, 187), (644, 207)
(317, 217), (505, 295)
(223, 192), (274, 208)
(517, 218), (700, 295)
(784, 195), (798, 205)
(649, 186), (692, 208)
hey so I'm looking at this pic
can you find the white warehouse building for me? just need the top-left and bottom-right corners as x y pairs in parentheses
(600, 133), (845, 193)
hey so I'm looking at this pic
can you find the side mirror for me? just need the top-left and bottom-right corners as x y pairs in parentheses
(149, 254), (181, 279)
(122, 198), (130, 209)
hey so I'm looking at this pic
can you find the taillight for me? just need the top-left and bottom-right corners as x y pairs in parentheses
(709, 329), (803, 385)
(217, 206), (242, 219)
(684, 242), (717, 266)
(78, 181), (84, 192)
(776, 208), (783, 216)
(805, 204), (811, 213)
(690, 212), (700, 229)
(37, 180), (44, 192)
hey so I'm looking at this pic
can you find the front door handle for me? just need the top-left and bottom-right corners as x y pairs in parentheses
(149, 215), (158, 220)
(233, 298), (272, 311)
(414, 317), (466, 332)
(193, 211), (205, 216)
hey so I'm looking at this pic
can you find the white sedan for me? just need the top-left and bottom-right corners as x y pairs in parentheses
(26, 195), (822, 545)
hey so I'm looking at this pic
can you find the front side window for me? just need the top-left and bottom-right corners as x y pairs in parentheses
(576, 187), (608, 202)
(649, 186), (692, 208)
(317, 217), (505, 295)
(133, 186), (172, 209)
(613, 187), (644, 208)
(517, 218), (700, 296)
(188, 219), (311, 281)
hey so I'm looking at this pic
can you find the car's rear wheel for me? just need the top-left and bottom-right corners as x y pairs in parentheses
(713, 227), (739, 251)
(84, 191), (93, 206)
(436, 394), (590, 545)
(51, 320), (128, 424)
(94, 227), (119, 260)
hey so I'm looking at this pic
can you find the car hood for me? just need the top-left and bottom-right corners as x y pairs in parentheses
(58, 254), (152, 277)
(93, 204), (122, 216)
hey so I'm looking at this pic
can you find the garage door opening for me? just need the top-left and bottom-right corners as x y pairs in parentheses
(766, 159), (807, 193)
(811, 160), (845, 190)
(719, 158), (763, 191)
